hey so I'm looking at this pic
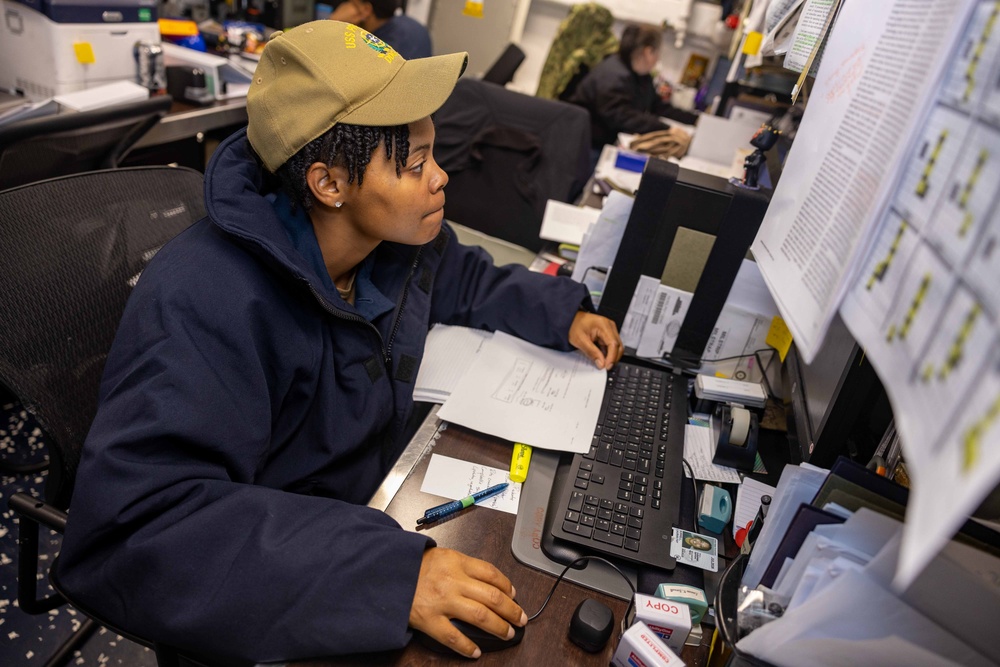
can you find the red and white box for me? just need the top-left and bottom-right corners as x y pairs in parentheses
(624, 592), (692, 656)
(612, 621), (685, 667)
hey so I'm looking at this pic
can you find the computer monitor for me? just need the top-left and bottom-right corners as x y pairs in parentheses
(785, 314), (892, 468)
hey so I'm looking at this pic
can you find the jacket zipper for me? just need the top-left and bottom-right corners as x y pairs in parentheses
(385, 248), (423, 364)
(305, 246), (423, 371)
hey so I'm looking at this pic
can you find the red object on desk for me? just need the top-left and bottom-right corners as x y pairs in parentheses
(734, 520), (753, 547)
(542, 262), (561, 276)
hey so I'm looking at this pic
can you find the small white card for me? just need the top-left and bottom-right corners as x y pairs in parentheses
(669, 528), (719, 572)
(419, 454), (521, 514)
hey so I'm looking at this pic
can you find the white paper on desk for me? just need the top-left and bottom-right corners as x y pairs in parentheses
(635, 284), (693, 360)
(737, 570), (995, 667)
(437, 332), (605, 454)
(682, 424), (741, 484)
(539, 200), (601, 246)
(414, 324), (492, 403)
(53, 80), (148, 112)
(742, 463), (829, 589)
(621, 275), (660, 349)
(865, 533), (1000, 663)
(419, 454), (520, 515)
(698, 305), (772, 380)
(733, 477), (776, 538)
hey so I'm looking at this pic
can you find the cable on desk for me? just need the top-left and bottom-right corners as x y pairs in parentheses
(527, 555), (636, 622)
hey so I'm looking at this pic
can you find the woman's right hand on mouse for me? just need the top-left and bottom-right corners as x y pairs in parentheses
(409, 547), (528, 658)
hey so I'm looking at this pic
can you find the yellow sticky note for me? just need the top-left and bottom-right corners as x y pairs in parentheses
(766, 316), (793, 362)
(462, 0), (484, 18)
(73, 42), (96, 65)
(742, 31), (763, 55)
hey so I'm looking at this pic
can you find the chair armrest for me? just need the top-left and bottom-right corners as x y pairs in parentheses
(9, 491), (68, 531)
(8, 491), (68, 613)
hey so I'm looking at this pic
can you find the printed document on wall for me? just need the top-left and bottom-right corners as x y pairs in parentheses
(750, 0), (967, 363)
(838, 0), (1000, 588)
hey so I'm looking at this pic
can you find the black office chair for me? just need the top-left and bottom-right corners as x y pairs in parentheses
(433, 78), (592, 253)
(0, 95), (172, 190)
(0, 166), (221, 666)
(481, 43), (526, 87)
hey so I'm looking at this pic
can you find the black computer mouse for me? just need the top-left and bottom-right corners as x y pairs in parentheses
(568, 598), (614, 652)
(415, 618), (525, 654)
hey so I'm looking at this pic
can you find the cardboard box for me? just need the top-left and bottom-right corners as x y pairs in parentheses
(612, 621), (684, 667)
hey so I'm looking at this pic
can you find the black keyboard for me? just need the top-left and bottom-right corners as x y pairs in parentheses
(548, 361), (687, 570)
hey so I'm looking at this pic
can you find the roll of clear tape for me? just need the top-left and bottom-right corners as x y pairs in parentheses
(730, 407), (751, 447)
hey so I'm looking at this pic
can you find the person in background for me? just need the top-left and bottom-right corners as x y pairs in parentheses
(567, 22), (699, 160)
(330, 0), (432, 59)
(57, 20), (622, 664)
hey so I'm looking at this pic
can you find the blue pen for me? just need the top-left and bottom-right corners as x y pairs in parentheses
(416, 483), (509, 525)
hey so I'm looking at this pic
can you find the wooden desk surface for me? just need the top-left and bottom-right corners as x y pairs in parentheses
(298, 414), (711, 667)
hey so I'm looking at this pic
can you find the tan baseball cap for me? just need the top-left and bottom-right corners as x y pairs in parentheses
(247, 20), (468, 173)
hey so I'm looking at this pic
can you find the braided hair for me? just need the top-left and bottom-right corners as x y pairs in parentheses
(275, 122), (411, 212)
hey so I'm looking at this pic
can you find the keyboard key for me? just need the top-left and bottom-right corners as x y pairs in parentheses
(626, 527), (641, 540)
(565, 510), (580, 522)
(574, 479), (589, 490)
(610, 523), (626, 536)
(594, 531), (624, 548)
(568, 491), (584, 512)
(581, 515), (596, 527)
(625, 538), (640, 552)
(583, 504), (598, 516)
(563, 521), (593, 538)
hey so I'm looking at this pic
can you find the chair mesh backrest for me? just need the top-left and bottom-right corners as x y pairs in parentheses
(0, 166), (206, 507)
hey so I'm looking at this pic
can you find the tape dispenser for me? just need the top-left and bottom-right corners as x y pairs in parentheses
(711, 403), (759, 472)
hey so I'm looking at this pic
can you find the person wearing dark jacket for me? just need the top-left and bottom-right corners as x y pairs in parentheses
(567, 22), (699, 155)
(330, 0), (432, 59)
(57, 21), (623, 664)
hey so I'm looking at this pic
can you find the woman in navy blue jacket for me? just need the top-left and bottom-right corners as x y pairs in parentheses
(58, 21), (622, 664)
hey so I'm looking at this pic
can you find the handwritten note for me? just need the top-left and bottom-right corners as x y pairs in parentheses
(683, 424), (742, 484)
(733, 477), (777, 538)
(419, 454), (521, 514)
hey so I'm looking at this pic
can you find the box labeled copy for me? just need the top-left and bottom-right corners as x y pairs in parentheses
(625, 593), (692, 655)
(612, 621), (684, 667)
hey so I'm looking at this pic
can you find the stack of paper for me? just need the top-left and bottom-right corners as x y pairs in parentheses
(413, 324), (492, 403)
(736, 509), (1000, 666)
